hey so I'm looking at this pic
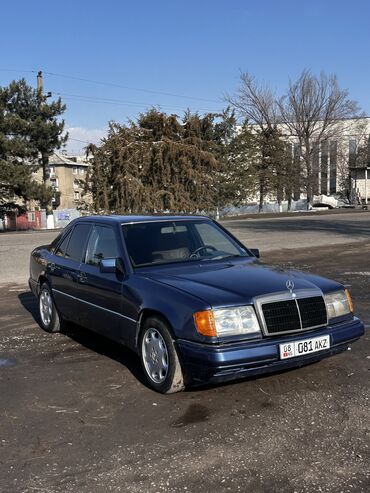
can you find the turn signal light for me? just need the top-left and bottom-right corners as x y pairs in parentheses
(345, 289), (354, 312)
(193, 310), (217, 337)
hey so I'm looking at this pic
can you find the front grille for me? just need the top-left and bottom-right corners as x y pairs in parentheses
(262, 299), (300, 334)
(261, 295), (327, 335)
(297, 296), (327, 329)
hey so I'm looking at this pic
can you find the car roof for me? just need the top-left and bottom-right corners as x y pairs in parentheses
(74, 214), (211, 225)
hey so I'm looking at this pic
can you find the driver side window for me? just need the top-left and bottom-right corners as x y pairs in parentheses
(85, 225), (118, 266)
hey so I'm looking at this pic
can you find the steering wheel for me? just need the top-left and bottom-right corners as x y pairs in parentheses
(189, 245), (218, 258)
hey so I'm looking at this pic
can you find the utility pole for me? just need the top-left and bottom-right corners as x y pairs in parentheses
(37, 71), (43, 98)
(37, 71), (48, 183)
(36, 70), (55, 229)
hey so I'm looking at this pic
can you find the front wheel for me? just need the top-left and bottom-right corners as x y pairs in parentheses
(38, 283), (62, 333)
(140, 316), (185, 394)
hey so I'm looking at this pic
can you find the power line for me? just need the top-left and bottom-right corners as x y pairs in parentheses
(43, 70), (220, 103)
(0, 67), (221, 108)
(0, 69), (34, 73)
(67, 137), (93, 144)
(53, 91), (221, 113)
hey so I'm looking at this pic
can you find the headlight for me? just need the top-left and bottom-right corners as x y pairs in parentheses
(324, 289), (353, 319)
(194, 306), (261, 337)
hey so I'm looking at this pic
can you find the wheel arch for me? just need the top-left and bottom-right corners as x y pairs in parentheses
(136, 308), (176, 347)
(136, 307), (188, 392)
(36, 275), (49, 296)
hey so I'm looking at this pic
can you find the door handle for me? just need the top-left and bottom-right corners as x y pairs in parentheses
(78, 272), (87, 283)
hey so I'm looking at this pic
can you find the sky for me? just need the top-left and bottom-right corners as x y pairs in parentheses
(1, 0), (369, 154)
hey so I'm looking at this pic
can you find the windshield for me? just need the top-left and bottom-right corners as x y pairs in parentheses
(122, 219), (249, 268)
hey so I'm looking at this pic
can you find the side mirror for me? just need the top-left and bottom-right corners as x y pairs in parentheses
(249, 248), (260, 258)
(100, 258), (125, 274)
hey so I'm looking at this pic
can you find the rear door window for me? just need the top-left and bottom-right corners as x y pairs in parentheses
(64, 224), (91, 262)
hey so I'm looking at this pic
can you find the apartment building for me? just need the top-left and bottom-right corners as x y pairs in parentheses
(47, 152), (91, 209)
(30, 152), (92, 210)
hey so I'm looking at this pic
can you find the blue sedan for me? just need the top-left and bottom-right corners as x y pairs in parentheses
(29, 215), (364, 393)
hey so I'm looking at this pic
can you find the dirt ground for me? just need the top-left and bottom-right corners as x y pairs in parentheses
(0, 239), (369, 492)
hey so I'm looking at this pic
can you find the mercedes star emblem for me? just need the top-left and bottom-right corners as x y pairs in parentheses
(286, 279), (295, 293)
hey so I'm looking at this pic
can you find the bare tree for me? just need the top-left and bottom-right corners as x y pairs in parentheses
(226, 72), (279, 131)
(278, 70), (362, 207)
(226, 72), (295, 211)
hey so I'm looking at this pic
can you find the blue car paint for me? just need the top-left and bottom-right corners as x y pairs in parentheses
(29, 215), (365, 386)
(176, 317), (364, 383)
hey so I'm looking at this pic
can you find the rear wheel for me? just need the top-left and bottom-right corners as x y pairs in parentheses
(38, 283), (62, 333)
(140, 316), (185, 394)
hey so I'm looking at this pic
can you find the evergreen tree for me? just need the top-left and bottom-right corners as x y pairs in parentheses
(222, 122), (294, 209)
(257, 126), (296, 209)
(0, 79), (67, 216)
(87, 108), (234, 214)
(221, 121), (259, 204)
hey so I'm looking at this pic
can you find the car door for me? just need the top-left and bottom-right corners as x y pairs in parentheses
(76, 224), (126, 341)
(50, 222), (91, 323)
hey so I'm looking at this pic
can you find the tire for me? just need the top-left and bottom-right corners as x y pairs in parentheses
(38, 283), (62, 333)
(139, 316), (185, 394)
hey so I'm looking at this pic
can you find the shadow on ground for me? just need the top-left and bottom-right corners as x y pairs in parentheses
(18, 290), (331, 395)
(18, 290), (148, 388)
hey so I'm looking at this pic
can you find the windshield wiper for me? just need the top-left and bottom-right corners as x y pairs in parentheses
(200, 254), (245, 261)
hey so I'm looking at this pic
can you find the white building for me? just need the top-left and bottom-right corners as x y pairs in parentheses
(246, 116), (370, 205)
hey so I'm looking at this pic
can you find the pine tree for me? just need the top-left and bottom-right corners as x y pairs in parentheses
(0, 79), (67, 216)
(221, 121), (259, 204)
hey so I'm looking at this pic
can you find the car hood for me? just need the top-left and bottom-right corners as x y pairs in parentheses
(139, 258), (342, 308)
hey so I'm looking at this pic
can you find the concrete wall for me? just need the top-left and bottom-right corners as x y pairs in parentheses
(53, 209), (81, 229)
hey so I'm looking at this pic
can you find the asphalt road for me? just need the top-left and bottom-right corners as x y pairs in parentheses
(0, 217), (369, 492)
(1, 211), (370, 285)
(222, 210), (370, 251)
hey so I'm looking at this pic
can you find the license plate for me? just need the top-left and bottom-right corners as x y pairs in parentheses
(279, 335), (330, 360)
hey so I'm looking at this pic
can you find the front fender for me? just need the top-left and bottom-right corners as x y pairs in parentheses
(127, 275), (217, 349)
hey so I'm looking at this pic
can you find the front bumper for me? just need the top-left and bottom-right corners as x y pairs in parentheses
(177, 317), (365, 384)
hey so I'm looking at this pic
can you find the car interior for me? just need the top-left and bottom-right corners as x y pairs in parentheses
(124, 223), (195, 266)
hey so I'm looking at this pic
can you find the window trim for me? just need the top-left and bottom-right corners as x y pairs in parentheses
(54, 229), (73, 258)
(54, 223), (91, 262)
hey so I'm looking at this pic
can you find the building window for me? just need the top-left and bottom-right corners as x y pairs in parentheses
(50, 178), (59, 191)
(321, 141), (329, 195)
(73, 167), (78, 174)
(349, 139), (357, 166)
(293, 143), (301, 200)
(28, 212), (35, 222)
(73, 179), (79, 189)
(74, 191), (80, 200)
(329, 141), (337, 194)
(49, 166), (55, 175)
(79, 167), (85, 175)
(312, 143), (320, 195)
